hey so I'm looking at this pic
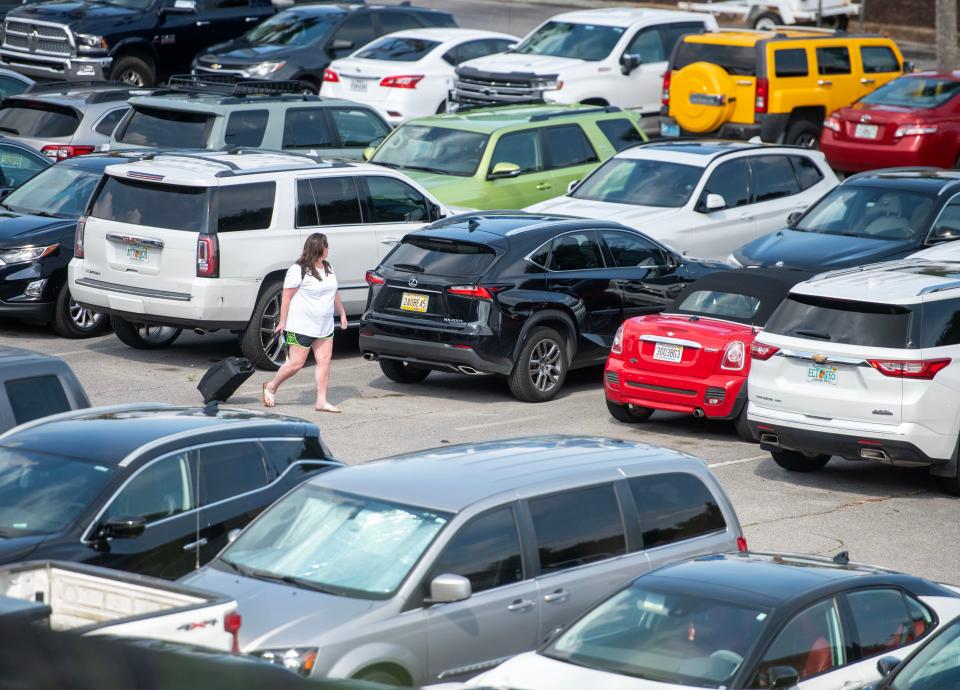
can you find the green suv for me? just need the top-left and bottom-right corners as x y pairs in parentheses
(367, 105), (646, 209)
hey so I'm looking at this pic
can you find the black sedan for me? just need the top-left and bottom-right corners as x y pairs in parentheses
(0, 403), (341, 579)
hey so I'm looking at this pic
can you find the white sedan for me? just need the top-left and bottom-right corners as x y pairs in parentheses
(321, 28), (517, 127)
(526, 140), (837, 262)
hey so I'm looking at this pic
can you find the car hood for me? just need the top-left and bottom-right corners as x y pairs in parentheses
(736, 229), (917, 270)
(197, 39), (300, 64)
(0, 533), (49, 564)
(10, 0), (142, 29)
(395, 170), (475, 205)
(180, 566), (377, 651)
(0, 213), (73, 248)
(459, 52), (585, 76)
(469, 652), (668, 689)
(526, 196), (678, 225)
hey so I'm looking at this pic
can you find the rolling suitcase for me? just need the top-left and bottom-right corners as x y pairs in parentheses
(197, 357), (256, 403)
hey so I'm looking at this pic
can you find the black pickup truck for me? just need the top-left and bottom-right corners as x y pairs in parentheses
(0, 0), (275, 86)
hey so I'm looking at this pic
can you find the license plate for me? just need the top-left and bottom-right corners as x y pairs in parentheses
(807, 364), (839, 385)
(400, 292), (429, 312)
(660, 122), (680, 138)
(854, 123), (878, 139)
(653, 342), (683, 362)
(350, 79), (369, 93)
(126, 244), (149, 263)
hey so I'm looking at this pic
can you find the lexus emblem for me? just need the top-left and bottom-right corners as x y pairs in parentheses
(27, 29), (39, 53)
(860, 114), (872, 123)
(812, 354), (828, 364)
(408, 277), (418, 288)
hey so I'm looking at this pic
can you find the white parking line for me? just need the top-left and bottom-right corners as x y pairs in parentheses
(456, 415), (549, 431)
(707, 454), (769, 469)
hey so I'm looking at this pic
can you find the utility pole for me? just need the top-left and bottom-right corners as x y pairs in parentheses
(937, 0), (959, 71)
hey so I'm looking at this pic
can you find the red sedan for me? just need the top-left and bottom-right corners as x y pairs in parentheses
(604, 268), (808, 440)
(821, 71), (960, 173)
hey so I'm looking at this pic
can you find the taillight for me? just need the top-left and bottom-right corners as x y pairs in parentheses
(322, 68), (339, 83)
(223, 611), (242, 653)
(750, 341), (779, 361)
(74, 216), (86, 259)
(611, 325), (624, 355)
(894, 124), (938, 138)
(365, 270), (385, 286)
(380, 74), (424, 89)
(661, 70), (671, 107)
(721, 340), (746, 371)
(823, 116), (841, 132)
(448, 285), (495, 300)
(41, 144), (95, 161)
(868, 358), (951, 379)
(737, 536), (748, 553)
(755, 77), (768, 114)
(196, 234), (219, 278)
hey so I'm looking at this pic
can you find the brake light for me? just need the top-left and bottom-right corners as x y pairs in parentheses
(223, 611), (242, 653)
(868, 358), (951, 379)
(41, 144), (95, 161)
(661, 70), (671, 107)
(365, 270), (385, 286)
(74, 216), (86, 259)
(448, 285), (495, 300)
(380, 75), (424, 89)
(755, 77), (768, 113)
(721, 340), (746, 371)
(196, 234), (219, 278)
(611, 325), (624, 355)
(823, 116), (841, 132)
(894, 124), (938, 138)
(750, 341), (779, 361)
(737, 536), (748, 553)
(322, 68), (339, 83)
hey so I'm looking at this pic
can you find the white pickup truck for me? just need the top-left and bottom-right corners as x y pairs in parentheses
(0, 560), (240, 651)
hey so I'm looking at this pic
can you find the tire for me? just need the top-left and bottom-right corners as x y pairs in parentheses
(771, 449), (831, 472)
(109, 55), (155, 87)
(752, 11), (783, 30)
(379, 359), (430, 384)
(734, 404), (755, 443)
(240, 282), (286, 370)
(507, 326), (568, 402)
(298, 78), (319, 95)
(52, 283), (107, 339)
(825, 14), (850, 31)
(784, 119), (822, 149)
(353, 667), (410, 687)
(606, 398), (654, 423)
(110, 316), (181, 349)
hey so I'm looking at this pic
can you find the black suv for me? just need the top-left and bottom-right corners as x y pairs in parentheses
(193, 3), (456, 92)
(360, 213), (721, 402)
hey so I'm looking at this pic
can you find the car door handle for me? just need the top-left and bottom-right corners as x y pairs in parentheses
(244, 16), (259, 21)
(507, 599), (535, 612)
(817, 79), (832, 86)
(535, 182), (552, 191)
(182, 537), (208, 552)
(195, 20), (210, 26)
(543, 589), (569, 604)
(380, 237), (399, 245)
(860, 77), (876, 85)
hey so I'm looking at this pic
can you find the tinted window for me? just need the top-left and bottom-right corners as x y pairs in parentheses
(542, 125), (597, 169)
(861, 45), (900, 74)
(427, 506), (523, 596)
(283, 109), (333, 149)
(862, 76), (960, 108)
(0, 102), (79, 138)
(796, 187), (934, 241)
(117, 107), (212, 148)
(204, 0), (248, 9)
(595, 118), (644, 152)
(752, 598), (846, 685)
(752, 156), (801, 202)
(224, 109), (268, 147)
(932, 200), (960, 242)
(94, 108), (128, 137)
(0, 146), (46, 188)
(356, 36), (440, 61)
(514, 21), (625, 62)
(0, 74), (28, 100)
(2, 165), (100, 219)
(659, 23), (706, 57)
(600, 230), (663, 267)
(261, 438), (326, 480)
(378, 10), (421, 35)
(628, 473), (725, 548)
(702, 159), (751, 209)
(367, 176), (429, 222)
(529, 484), (625, 574)
(334, 12), (375, 49)
(107, 453), (194, 523)
(490, 130), (540, 174)
(817, 46), (851, 75)
(548, 232), (604, 271)
(216, 182), (274, 232)
(573, 158), (700, 208)
(918, 297), (960, 347)
(766, 294), (913, 348)
(197, 443), (268, 505)
(245, 9), (339, 47)
(625, 27), (663, 63)
(90, 177), (208, 231)
(891, 618), (960, 690)
(790, 155), (824, 191)
(443, 38), (511, 66)
(384, 237), (496, 278)
(330, 108), (389, 148)
(847, 589), (913, 658)
(674, 42), (755, 76)
(775, 48), (808, 77)
(5, 375), (70, 425)
(296, 176), (362, 227)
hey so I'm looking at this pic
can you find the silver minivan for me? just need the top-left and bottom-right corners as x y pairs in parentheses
(180, 436), (744, 685)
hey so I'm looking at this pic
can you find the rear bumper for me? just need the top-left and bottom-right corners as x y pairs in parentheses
(659, 114), (788, 143)
(819, 133), (952, 172)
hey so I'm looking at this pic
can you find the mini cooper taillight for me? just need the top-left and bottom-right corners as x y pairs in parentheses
(750, 341), (779, 361)
(196, 234), (219, 278)
(721, 341), (746, 371)
(611, 325), (624, 355)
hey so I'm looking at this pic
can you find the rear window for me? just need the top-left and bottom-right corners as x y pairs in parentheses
(355, 36), (441, 61)
(117, 107), (213, 148)
(678, 290), (761, 322)
(673, 42), (756, 76)
(628, 473), (726, 549)
(5, 375), (71, 425)
(0, 102), (80, 138)
(765, 294), (913, 348)
(384, 237), (496, 278)
(595, 118), (645, 152)
(90, 176), (208, 231)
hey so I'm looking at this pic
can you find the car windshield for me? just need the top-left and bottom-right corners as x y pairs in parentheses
(891, 617), (960, 690)
(371, 125), (489, 177)
(513, 21), (624, 61)
(677, 290), (762, 321)
(544, 582), (769, 687)
(245, 10), (339, 47)
(219, 485), (450, 599)
(861, 76), (960, 108)
(355, 36), (441, 62)
(2, 164), (103, 218)
(0, 448), (114, 536)
(794, 186), (935, 241)
(572, 158), (702, 208)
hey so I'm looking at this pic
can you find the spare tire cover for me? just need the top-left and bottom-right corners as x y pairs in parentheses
(672, 61), (737, 133)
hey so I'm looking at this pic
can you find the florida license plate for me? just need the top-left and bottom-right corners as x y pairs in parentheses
(807, 364), (839, 385)
(350, 79), (369, 92)
(400, 292), (429, 312)
(126, 244), (149, 263)
(854, 123), (878, 139)
(653, 342), (683, 362)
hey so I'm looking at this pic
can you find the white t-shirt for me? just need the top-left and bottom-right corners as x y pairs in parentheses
(282, 263), (338, 338)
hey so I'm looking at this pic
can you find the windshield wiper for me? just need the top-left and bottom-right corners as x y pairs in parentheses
(404, 165), (451, 175)
(217, 557), (252, 577)
(392, 263), (424, 273)
(278, 575), (341, 595)
(795, 328), (831, 340)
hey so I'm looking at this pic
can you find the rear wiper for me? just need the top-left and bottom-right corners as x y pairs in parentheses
(0, 126), (18, 135)
(392, 263), (424, 273)
(795, 328), (831, 340)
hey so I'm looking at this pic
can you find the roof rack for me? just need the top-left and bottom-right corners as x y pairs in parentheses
(165, 74), (311, 98)
(124, 149), (351, 178)
(528, 105), (622, 122)
(20, 80), (154, 103)
(771, 25), (840, 35)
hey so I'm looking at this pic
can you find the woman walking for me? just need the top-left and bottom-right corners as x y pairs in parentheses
(262, 233), (347, 413)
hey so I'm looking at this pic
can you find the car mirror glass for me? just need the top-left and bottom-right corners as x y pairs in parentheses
(428, 573), (472, 604)
(786, 211), (803, 228)
(877, 656), (901, 677)
(930, 225), (960, 243)
(620, 53), (642, 75)
(489, 161), (521, 178)
(100, 515), (146, 539)
(768, 665), (799, 689)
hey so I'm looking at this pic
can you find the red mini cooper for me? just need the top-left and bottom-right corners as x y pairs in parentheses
(604, 268), (809, 440)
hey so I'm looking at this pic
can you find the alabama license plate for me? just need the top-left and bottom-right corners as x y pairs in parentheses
(350, 79), (369, 92)
(400, 292), (429, 312)
(126, 244), (149, 263)
(653, 342), (683, 362)
(660, 121), (680, 138)
(854, 123), (878, 139)
(807, 364), (839, 385)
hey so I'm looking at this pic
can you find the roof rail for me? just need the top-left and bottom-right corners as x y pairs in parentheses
(23, 79), (118, 93)
(0, 402), (173, 443)
(919, 280), (960, 296)
(844, 166), (944, 182)
(166, 74), (309, 98)
(771, 25), (839, 34)
(131, 149), (352, 177)
(528, 105), (622, 122)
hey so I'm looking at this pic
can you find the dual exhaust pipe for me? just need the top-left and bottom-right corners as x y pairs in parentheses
(361, 352), (481, 376)
(758, 432), (892, 462)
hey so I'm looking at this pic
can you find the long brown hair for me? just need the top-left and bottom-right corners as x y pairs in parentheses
(296, 233), (332, 281)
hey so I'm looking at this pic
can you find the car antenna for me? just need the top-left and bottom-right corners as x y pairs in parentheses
(832, 551), (850, 565)
(202, 399), (219, 417)
(467, 218), (480, 232)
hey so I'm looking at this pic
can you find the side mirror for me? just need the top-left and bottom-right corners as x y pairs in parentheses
(877, 656), (901, 677)
(99, 516), (146, 539)
(428, 573), (472, 604)
(567, 179), (580, 194)
(362, 146), (375, 162)
(543, 624), (565, 645)
(0, 188), (12, 201)
(929, 225), (960, 243)
(620, 53), (642, 75)
(699, 193), (726, 213)
(227, 528), (242, 544)
(428, 202), (445, 221)
(786, 211), (803, 228)
(489, 161), (521, 178)
(903, 60), (915, 73)
(329, 38), (353, 53)
(768, 665), (799, 689)
(160, 0), (196, 15)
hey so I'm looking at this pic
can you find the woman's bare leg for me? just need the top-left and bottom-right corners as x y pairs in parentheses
(264, 343), (310, 403)
(312, 337), (335, 410)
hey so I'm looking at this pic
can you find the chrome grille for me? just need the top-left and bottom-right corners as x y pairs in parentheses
(2, 19), (72, 57)
(453, 71), (552, 106)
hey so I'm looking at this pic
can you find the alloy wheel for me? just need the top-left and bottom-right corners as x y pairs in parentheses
(259, 292), (286, 366)
(119, 70), (145, 87)
(528, 338), (562, 393)
(796, 133), (818, 148)
(69, 300), (101, 331)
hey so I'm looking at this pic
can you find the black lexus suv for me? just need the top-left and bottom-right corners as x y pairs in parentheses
(360, 213), (722, 402)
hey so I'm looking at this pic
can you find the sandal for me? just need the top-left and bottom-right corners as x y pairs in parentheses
(315, 403), (341, 414)
(262, 383), (276, 408)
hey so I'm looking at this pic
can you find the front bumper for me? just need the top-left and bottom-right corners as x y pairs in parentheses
(0, 49), (111, 80)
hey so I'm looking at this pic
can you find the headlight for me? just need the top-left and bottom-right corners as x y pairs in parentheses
(537, 79), (562, 91)
(76, 33), (108, 50)
(249, 60), (286, 77)
(726, 252), (743, 268)
(256, 647), (318, 676)
(0, 244), (58, 266)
